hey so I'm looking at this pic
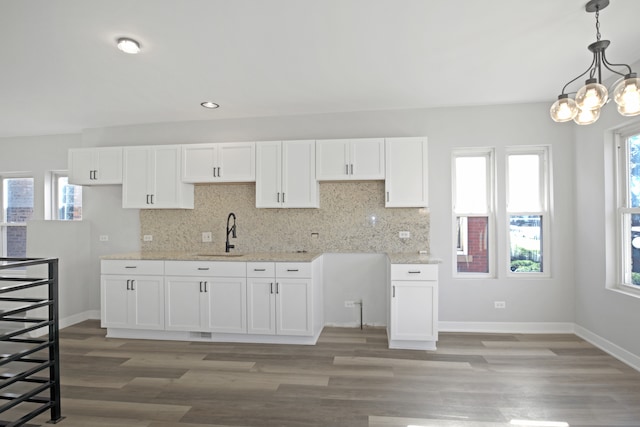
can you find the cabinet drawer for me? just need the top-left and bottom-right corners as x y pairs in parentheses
(247, 262), (275, 277)
(101, 260), (164, 275)
(165, 261), (246, 277)
(276, 262), (311, 278)
(390, 264), (437, 281)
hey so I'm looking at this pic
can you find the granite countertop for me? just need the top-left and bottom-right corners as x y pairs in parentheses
(102, 251), (440, 264)
(386, 253), (441, 264)
(101, 251), (322, 262)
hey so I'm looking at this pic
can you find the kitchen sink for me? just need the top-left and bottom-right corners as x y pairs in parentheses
(194, 253), (244, 258)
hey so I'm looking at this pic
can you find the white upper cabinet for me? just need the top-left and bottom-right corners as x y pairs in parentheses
(122, 145), (194, 209)
(182, 142), (255, 183)
(68, 147), (123, 185)
(385, 137), (428, 207)
(255, 140), (319, 208)
(316, 138), (385, 180)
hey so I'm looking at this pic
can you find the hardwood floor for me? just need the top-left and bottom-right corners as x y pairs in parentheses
(26, 320), (640, 427)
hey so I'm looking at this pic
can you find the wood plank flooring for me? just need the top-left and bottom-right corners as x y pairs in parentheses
(24, 320), (640, 427)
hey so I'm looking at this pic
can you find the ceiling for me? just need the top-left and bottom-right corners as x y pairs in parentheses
(2, 0), (640, 138)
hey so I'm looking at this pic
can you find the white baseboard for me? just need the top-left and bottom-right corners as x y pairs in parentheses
(574, 324), (640, 372)
(438, 321), (575, 334)
(59, 310), (100, 330)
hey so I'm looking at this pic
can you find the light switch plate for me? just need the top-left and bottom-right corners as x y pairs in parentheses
(399, 231), (410, 238)
(143, 235), (153, 242)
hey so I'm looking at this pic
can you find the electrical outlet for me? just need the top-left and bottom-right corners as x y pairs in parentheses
(399, 231), (410, 238)
(202, 232), (212, 243)
(494, 301), (506, 309)
(344, 300), (355, 308)
(99, 235), (109, 242)
(143, 235), (153, 242)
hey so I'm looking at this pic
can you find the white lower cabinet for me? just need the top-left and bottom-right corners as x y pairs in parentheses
(164, 261), (247, 334)
(247, 262), (313, 336)
(100, 260), (165, 330)
(388, 263), (438, 350)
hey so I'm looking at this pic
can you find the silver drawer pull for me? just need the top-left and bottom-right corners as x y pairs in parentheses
(287, 269), (299, 272)
(254, 268), (266, 272)
(125, 266), (137, 269)
(197, 267), (210, 270)
(408, 271), (421, 274)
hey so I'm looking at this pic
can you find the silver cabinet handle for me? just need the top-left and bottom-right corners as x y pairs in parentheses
(392, 285), (395, 298)
(350, 164), (353, 175)
(130, 280), (135, 290)
(254, 268), (266, 272)
(276, 283), (279, 294)
(197, 267), (210, 271)
(217, 167), (221, 177)
(199, 281), (203, 292)
(386, 191), (390, 202)
(126, 279), (131, 290)
(282, 193), (285, 203)
(408, 271), (421, 274)
(213, 167), (217, 177)
(146, 194), (150, 204)
(277, 192), (280, 203)
(287, 269), (299, 272)
(270, 283), (274, 294)
(345, 164), (349, 175)
(150, 194), (154, 204)
(125, 266), (137, 269)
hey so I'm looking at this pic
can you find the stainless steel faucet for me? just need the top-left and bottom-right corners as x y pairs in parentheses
(225, 213), (237, 252)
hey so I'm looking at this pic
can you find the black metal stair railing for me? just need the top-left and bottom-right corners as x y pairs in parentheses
(0, 258), (62, 426)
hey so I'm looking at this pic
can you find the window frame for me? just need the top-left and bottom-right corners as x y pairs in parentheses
(452, 148), (496, 278)
(0, 172), (34, 260)
(505, 146), (551, 278)
(615, 126), (640, 296)
(49, 171), (82, 221)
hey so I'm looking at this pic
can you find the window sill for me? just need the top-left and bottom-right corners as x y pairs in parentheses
(607, 285), (640, 300)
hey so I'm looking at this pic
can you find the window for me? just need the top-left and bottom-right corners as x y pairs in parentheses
(1, 176), (34, 258)
(52, 173), (82, 220)
(506, 148), (550, 276)
(617, 128), (640, 291)
(452, 149), (494, 276)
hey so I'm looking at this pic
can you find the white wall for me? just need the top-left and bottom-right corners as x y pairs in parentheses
(574, 106), (640, 358)
(1, 103), (579, 336)
(80, 102), (576, 328)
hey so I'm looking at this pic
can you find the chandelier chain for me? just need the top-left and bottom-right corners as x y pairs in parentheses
(595, 7), (601, 41)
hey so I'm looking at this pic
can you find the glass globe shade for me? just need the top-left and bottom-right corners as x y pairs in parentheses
(614, 74), (640, 116)
(550, 95), (578, 122)
(575, 79), (608, 110)
(573, 107), (600, 125)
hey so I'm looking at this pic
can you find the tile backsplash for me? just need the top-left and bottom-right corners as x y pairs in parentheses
(140, 181), (429, 254)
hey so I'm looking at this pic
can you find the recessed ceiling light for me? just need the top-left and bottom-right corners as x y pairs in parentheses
(116, 37), (141, 54)
(201, 102), (220, 109)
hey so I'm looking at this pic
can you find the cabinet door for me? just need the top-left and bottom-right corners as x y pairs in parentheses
(218, 142), (255, 182)
(95, 148), (123, 184)
(390, 280), (437, 341)
(247, 278), (276, 335)
(182, 144), (217, 183)
(281, 140), (319, 208)
(131, 276), (165, 330)
(165, 277), (207, 331)
(122, 147), (152, 208)
(153, 146), (188, 208)
(276, 278), (312, 336)
(385, 137), (428, 207)
(206, 277), (247, 333)
(316, 139), (350, 180)
(68, 149), (96, 185)
(351, 138), (385, 180)
(255, 141), (282, 208)
(101, 276), (130, 328)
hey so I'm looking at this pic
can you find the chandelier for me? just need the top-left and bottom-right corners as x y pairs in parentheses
(550, 0), (640, 125)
